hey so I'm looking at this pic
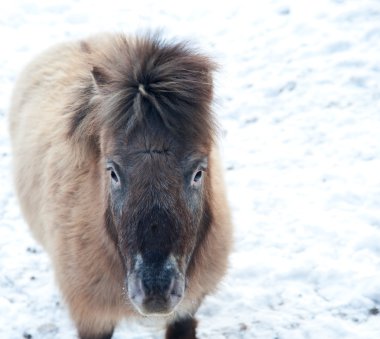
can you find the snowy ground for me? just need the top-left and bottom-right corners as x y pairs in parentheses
(1, 0), (380, 338)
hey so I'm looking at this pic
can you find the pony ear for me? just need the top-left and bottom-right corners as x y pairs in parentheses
(91, 66), (112, 93)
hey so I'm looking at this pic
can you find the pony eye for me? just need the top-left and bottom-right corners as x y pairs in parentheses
(110, 170), (119, 183)
(193, 170), (203, 185)
(193, 171), (203, 183)
(106, 164), (120, 185)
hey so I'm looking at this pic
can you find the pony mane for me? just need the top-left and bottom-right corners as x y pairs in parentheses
(68, 32), (218, 151)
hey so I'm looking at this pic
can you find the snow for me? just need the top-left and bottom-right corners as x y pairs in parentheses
(1, 0), (380, 338)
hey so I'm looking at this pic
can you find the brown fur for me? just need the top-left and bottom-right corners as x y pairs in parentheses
(9, 33), (233, 338)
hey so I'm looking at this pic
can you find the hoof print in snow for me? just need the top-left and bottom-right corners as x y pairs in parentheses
(266, 81), (297, 97)
(369, 307), (379, 316)
(278, 7), (290, 15)
(239, 323), (248, 331)
(26, 247), (37, 253)
(325, 41), (351, 54)
(245, 117), (258, 125)
(23, 332), (32, 339)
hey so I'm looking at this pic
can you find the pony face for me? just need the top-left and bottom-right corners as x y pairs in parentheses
(103, 122), (210, 315)
(84, 34), (217, 315)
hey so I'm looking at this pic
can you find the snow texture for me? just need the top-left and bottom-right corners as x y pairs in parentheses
(1, 0), (380, 338)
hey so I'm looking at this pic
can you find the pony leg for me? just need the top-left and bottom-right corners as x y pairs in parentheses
(73, 310), (116, 339)
(165, 317), (197, 339)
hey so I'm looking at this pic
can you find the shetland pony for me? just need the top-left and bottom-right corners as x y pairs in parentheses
(9, 33), (232, 339)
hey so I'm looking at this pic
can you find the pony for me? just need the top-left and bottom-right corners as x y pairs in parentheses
(9, 32), (233, 339)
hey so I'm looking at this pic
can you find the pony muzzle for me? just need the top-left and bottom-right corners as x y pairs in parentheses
(127, 256), (185, 316)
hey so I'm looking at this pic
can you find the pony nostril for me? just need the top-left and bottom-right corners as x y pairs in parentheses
(165, 277), (175, 298)
(171, 289), (180, 296)
(128, 276), (145, 309)
(151, 224), (158, 233)
(167, 277), (184, 300)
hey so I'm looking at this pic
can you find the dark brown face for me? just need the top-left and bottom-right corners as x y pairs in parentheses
(104, 116), (209, 316)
